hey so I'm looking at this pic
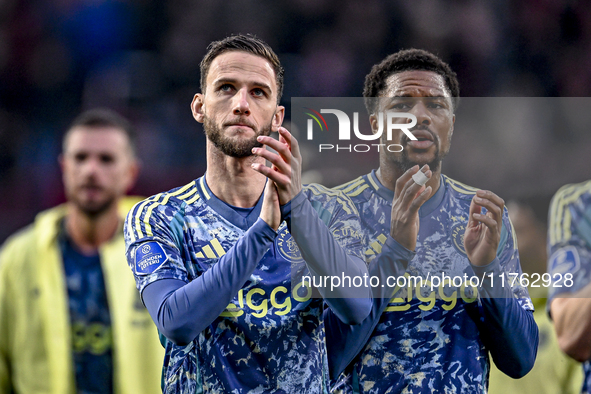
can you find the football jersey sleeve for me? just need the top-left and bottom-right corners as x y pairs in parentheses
(139, 219), (277, 345)
(465, 209), (538, 379)
(291, 185), (372, 324)
(125, 197), (189, 296)
(547, 185), (591, 301)
(126, 195), (280, 345)
(546, 183), (591, 394)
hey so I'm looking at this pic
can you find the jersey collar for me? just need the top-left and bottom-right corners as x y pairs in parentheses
(196, 175), (264, 231)
(367, 169), (446, 217)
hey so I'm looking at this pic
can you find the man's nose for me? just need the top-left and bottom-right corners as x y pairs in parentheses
(81, 157), (101, 177)
(409, 100), (431, 127)
(233, 89), (250, 115)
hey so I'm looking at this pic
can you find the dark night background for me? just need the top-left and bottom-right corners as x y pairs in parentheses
(2, 0), (591, 242)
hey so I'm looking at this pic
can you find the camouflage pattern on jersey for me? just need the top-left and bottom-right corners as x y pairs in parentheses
(125, 177), (363, 394)
(547, 180), (591, 394)
(334, 171), (532, 394)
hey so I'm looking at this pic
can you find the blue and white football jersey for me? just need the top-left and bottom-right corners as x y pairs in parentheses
(333, 170), (533, 394)
(124, 176), (364, 394)
(548, 180), (591, 394)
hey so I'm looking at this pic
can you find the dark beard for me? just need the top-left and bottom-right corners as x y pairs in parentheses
(204, 116), (272, 158)
(390, 130), (447, 173)
(69, 190), (116, 218)
(392, 144), (442, 173)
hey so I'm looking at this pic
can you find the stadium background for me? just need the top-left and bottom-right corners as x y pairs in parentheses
(1, 0), (591, 243)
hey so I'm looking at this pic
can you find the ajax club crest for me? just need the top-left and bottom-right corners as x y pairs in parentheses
(451, 222), (467, 255)
(276, 226), (304, 262)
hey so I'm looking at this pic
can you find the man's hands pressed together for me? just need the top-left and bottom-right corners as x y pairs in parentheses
(251, 127), (302, 206)
(260, 179), (281, 231)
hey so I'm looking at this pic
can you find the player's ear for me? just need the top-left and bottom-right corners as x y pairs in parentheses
(191, 94), (205, 123)
(369, 113), (379, 134)
(450, 113), (455, 139)
(271, 105), (285, 132)
(58, 154), (65, 172)
(124, 158), (141, 193)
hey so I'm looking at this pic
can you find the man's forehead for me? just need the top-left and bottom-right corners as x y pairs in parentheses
(382, 70), (450, 97)
(207, 51), (276, 85)
(66, 126), (129, 151)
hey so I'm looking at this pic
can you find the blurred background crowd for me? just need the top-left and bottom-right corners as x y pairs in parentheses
(2, 0), (591, 242)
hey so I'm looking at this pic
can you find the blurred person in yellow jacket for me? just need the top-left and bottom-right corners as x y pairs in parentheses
(488, 196), (582, 393)
(0, 109), (164, 393)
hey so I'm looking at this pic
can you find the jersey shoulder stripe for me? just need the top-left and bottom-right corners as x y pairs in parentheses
(304, 183), (358, 216)
(128, 180), (199, 242)
(334, 176), (373, 204)
(348, 184), (370, 198)
(143, 181), (198, 237)
(444, 176), (479, 196)
(334, 177), (364, 193)
(127, 193), (165, 243)
(549, 180), (591, 245)
(365, 172), (380, 192)
(197, 177), (211, 200)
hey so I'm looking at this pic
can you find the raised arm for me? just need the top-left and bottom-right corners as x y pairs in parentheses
(463, 191), (538, 378)
(253, 127), (371, 324)
(325, 164), (432, 379)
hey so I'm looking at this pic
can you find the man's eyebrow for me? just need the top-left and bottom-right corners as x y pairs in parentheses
(213, 78), (272, 92)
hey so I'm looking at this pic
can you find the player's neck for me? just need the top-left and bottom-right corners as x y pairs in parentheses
(206, 142), (267, 208)
(377, 164), (441, 198)
(65, 203), (120, 254)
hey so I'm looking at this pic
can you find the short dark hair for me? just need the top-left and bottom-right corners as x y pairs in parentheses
(200, 34), (284, 104)
(363, 48), (460, 114)
(63, 108), (137, 156)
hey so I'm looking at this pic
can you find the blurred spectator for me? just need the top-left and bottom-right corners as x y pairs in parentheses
(0, 109), (163, 393)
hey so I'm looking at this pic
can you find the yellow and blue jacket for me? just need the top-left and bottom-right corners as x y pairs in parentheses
(0, 198), (164, 393)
